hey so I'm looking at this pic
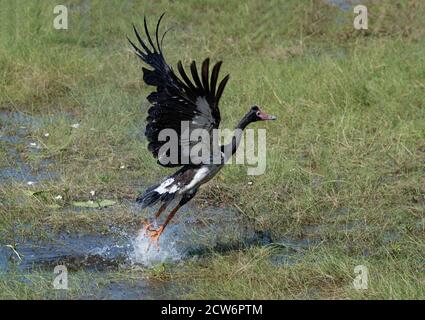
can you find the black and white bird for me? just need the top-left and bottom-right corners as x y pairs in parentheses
(128, 14), (276, 243)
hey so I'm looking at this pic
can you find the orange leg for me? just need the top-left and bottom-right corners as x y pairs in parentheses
(141, 203), (168, 231)
(154, 203), (168, 219)
(145, 204), (182, 244)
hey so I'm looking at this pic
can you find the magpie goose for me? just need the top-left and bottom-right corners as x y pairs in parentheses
(128, 14), (276, 243)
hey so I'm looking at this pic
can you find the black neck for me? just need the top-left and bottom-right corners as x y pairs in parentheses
(221, 112), (253, 157)
(236, 114), (252, 131)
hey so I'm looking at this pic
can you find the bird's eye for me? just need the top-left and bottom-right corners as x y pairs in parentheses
(256, 111), (260, 116)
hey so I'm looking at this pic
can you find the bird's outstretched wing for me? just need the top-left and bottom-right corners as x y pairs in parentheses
(128, 14), (230, 167)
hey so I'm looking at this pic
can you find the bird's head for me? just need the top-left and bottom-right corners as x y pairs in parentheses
(248, 105), (277, 122)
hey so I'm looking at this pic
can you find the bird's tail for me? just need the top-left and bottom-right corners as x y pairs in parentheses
(136, 178), (177, 209)
(136, 184), (161, 208)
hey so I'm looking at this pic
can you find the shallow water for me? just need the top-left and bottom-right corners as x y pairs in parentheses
(0, 203), (276, 299)
(0, 202), (274, 272)
(0, 188), (322, 297)
(0, 205), (318, 298)
(0, 234), (131, 273)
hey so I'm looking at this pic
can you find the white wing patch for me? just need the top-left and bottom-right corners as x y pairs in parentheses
(155, 178), (176, 194)
(168, 184), (179, 193)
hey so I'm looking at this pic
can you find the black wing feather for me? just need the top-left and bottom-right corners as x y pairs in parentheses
(177, 61), (197, 91)
(210, 61), (222, 96)
(128, 15), (230, 167)
(201, 58), (210, 94)
(216, 74), (230, 102)
(143, 16), (157, 53)
(155, 13), (166, 53)
(190, 61), (204, 91)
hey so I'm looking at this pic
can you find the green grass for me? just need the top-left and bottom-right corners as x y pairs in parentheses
(0, 267), (177, 299)
(1, 0), (425, 299)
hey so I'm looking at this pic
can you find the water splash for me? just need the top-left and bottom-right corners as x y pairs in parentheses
(129, 204), (272, 267)
(130, 228), (183, 267)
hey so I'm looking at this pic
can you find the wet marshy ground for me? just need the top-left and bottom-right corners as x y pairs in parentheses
(2, 108), (393, 299)
(0, 203), (276, 272)
(0, 210), (318, 299)
(0, 111), (55, 184)
(0, 110), (320, 299)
